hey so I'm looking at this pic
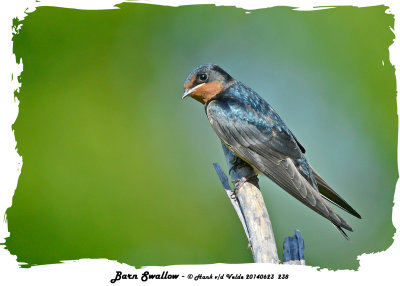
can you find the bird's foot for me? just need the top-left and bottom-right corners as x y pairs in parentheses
(233, 173), (257, 191)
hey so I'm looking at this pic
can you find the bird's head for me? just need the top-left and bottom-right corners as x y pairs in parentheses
(182, 64), (235, 104)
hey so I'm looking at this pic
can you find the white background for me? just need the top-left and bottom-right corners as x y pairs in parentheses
(0, 1), (399, 285)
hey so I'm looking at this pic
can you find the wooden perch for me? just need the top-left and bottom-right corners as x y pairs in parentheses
(282, 230), (305, 265)
(213, 143), (305, 264)
(215, 143), (279, 263)
(213, 163), (251, 243)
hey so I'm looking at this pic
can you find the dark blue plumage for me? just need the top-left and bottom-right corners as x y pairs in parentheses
(183, 64), (361, 239)
(210, 81), (317, 186)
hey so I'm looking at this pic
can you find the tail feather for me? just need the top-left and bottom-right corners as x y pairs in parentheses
(334, 224), (351, 240)
(311, 168), (361, 219)
(333, 223), (350, 240)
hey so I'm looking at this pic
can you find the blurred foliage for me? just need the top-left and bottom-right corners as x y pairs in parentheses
(5, 4), (396, 270)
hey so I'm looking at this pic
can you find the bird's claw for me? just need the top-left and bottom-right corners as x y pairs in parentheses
(233, 173), (257, 191)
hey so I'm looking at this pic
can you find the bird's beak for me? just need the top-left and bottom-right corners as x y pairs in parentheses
(182, 83), (205, 99)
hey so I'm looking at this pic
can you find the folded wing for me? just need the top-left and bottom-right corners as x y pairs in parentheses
(206, 97), (355, 237)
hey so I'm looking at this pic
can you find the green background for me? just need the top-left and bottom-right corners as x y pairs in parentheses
(5, 4), (396, 270)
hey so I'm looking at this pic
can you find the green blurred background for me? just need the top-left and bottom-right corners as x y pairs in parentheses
(5, 4), (396, 270)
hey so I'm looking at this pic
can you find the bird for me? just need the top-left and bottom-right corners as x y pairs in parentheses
(182, 63), (361, 239)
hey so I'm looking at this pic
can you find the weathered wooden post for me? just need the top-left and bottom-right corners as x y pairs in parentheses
(282, 230), (305, 265)
(213, 143), (305, 264)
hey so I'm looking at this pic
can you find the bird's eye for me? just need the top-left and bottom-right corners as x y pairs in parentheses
(199, 73), (208, 81)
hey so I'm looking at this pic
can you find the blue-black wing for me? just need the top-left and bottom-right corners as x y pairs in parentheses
(206, 96), (353, 235)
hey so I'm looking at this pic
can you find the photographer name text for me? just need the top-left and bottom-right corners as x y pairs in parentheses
(110, 271), (290, 283)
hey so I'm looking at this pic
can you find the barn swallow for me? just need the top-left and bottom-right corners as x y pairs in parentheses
(182, 64), (361, 239)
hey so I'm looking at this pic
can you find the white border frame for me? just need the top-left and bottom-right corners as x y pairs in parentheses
(1, 1), (398, 285)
